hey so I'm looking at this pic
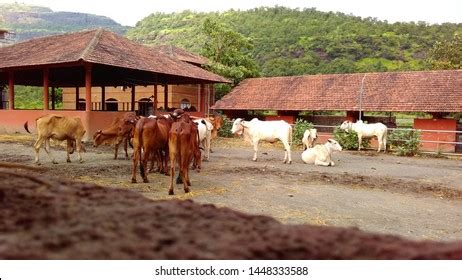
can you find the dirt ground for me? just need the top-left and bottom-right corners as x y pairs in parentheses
(1, 134), (461, 242)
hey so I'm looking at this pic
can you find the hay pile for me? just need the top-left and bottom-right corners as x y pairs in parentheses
(0, 165), (461, 259)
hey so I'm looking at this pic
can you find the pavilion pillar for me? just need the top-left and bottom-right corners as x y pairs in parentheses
(163, 84), (168, 110)
(199, 83), (206, 113)
(75, 87), (80, 110)
(101, 86), (106, 111)
(43, 68), (49, 110)
(153, 85), (158, 114)
(85, 63), (92, 112)
(131, 86), (135, 112)
(51, 87), (55, 110)
(8, 71), (14, 110)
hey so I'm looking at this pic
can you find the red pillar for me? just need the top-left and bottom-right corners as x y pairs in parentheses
(163, 84), (168, 110)
(85, 63), (92, 112)
(199, 83), (206, 113)
(8, 71), (14, 110)
(153, 85), (158, 114)
(43, 68), (49, 110)
(101, 86), (106, 111)
(131, 86), (135, 112)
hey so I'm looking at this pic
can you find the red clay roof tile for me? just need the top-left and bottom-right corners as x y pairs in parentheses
(213, 70), (462, 112)
(0, 29), (228, 84)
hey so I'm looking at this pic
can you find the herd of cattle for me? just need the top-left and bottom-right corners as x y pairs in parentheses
(23, 112), (388, 195)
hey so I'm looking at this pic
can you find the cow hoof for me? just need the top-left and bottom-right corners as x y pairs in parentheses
(288, 161), (292, 164)
(252, 159), (257, 162)
(35, 162), (42, 166)
(184, 188), (190, 193)
(52, 161), (58, 164)
(131, 178), (137, 183)
(143, 178), (149, 183)
(79, 160), (84, 164)
(168, 190), (174, 195)
(67, 159), (71, 163)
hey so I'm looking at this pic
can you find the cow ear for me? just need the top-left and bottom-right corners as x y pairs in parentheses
(327, 139), (333, 143)
(97, 129), (102, 133)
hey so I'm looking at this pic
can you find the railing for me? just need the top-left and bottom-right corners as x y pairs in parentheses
(60, 100), (200, 115)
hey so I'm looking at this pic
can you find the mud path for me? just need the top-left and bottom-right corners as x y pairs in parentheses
(1, 136), (461, 241)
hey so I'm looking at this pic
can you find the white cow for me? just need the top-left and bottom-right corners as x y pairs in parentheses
(340, 120), (388, 152)
(231, 118), (292, 163)
(193, 119), (213, 161)
(301, 139), (342, 166)
(302, 128), (318, 150)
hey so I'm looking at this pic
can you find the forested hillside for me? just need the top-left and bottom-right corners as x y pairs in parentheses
(127, 7), (462, 77)
(0, 3), (127, 41)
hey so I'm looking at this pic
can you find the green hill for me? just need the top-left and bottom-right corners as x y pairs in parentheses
(0, 3), (128, 41)
(127, 7), (462, 76)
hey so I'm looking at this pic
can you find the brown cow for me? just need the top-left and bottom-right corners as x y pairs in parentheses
(131, 116), (171, 183)
(93, 112), (138, 159)
(24, 114), (86, 164)
(168, 112), (201, 195)
(206, 114), (224, 139)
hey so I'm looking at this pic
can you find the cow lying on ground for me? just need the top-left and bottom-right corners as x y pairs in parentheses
(231, 118), (293, 163)
(340, 120), (388, 152)
(93, 112), (139, 159)
(301, 139), (342, 166)
(302, 128), (318, 150)
(24, 114), (86, 164)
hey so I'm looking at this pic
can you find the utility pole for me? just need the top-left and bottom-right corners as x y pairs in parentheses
(359, 74), (366, 121)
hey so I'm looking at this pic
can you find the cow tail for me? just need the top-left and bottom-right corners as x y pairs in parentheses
(24, 121), (32, 134)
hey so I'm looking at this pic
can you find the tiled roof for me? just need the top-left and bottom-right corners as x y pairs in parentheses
(213, 70), (462, 112)
(0, 28), (228, 84)
(151, 45), (208, 66)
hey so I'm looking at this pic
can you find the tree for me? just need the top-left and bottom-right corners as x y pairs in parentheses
(201, 18), (259, 99)
(428, 33), (462, 70)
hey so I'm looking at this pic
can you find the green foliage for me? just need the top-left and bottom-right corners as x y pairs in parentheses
(0, 3), (127, 41)
(128, 7), (462, 78)
(388, 129), (421, 156)
(201, 17), (260, 95)
(333, 126), (370, 150)
(292, 119), (314, 146)
(217, 115), (234, 138)
(13, 86), (63, 109)
(428, 33), (462, 69)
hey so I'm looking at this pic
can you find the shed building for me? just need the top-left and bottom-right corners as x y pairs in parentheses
(0, 28), (229, 139)
(213, 70), (462, 152)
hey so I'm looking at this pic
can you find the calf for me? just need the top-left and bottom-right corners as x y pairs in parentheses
(302, 128), (318, 150)
(231, 118), (292, 163)
(24, 114), (86, 164)
(206, 114), (223, 139)
(93, 112), (138, 159)
(301, 139), (342, 166)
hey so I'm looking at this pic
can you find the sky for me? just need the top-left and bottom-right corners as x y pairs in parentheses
(1, 0), (461, 26)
